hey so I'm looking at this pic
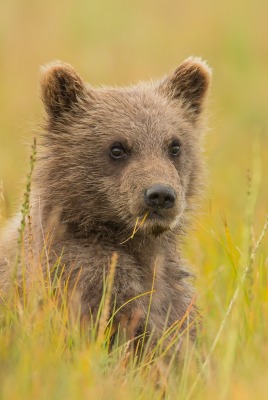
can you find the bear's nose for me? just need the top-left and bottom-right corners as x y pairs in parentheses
(144, 184), (176, 209)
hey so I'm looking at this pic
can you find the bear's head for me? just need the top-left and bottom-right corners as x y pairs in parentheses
(38, 57), (211, 237)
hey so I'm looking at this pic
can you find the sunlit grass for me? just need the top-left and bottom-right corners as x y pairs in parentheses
(0, 0), (268, 398)
(0, 215), (267, 399)
(0, 136), (267, 400)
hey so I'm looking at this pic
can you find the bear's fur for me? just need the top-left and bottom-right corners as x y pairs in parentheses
(0, 57), (211, 353)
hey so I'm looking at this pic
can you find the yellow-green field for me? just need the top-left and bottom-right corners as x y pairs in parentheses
(0, 1), (268, 399)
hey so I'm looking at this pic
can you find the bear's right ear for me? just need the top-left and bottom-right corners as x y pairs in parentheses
(40, 61), (87, 119)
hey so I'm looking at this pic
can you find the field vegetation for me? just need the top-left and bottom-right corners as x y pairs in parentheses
(0, 1), (267, 399)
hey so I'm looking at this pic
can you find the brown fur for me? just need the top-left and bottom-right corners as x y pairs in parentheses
(0, 57), (211, 354)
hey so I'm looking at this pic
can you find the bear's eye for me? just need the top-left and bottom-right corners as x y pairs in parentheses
(169, 140), (181, 156)
(109, 143), (126, 159)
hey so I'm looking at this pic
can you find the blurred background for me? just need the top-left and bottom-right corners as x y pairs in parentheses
(1, 2), (268, 396)
(0, 0), (267, 239)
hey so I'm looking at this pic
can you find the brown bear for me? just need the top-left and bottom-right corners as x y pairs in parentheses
(0, 57), (211, 356)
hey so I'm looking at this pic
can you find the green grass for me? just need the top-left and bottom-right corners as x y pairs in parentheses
(0, 0), (268, 398)
(0, 188), (267, 400)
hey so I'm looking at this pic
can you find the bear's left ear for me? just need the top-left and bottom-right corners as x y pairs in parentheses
(40, 61), (87, 119)
(159, 57), (212, 121)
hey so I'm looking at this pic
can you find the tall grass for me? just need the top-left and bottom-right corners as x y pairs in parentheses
(0, 136), (267, 400)
(1, 0), (268, 398)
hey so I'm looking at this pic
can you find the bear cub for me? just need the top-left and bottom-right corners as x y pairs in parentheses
(0, 57), (211, 354)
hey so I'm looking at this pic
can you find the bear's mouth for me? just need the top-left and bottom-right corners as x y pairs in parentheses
(149, 210), (163, 218)
(139, 210), (177, 235)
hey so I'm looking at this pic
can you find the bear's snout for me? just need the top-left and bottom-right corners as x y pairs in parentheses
(144, 184), (176, 210)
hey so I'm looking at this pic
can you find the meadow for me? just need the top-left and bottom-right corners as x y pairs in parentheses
(0, 0), (268, 399)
